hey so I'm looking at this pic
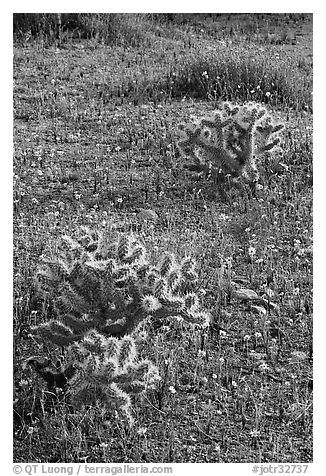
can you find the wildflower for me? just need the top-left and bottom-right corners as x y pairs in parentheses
(243, 334), (251, 342)
(218, 357), (225, 364)
(250, 429), (260, 438)
(99, 442), (109, 449)
(258, 362), (269, 372)
(231, 381), (238, 388)
(169, 385), (176, 394)
(225, 257), (232, 267)
(212, 373), (218, 380)
(137, 427), (147, 436)
(198, 349), (206, 358)
(265, 288), (274, 298)
(248, 246), (256, 258)
(265, 91), (271, 97)
(27, 426), (37, 435)
(219, 330), (227, 339)
(254, 332), (262, 339)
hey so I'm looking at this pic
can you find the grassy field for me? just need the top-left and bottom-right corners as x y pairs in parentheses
(13, 13), (313, 463)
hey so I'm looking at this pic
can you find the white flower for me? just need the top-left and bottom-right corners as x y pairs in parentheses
(258, 362), (269, 372)
(248, 246), (256, 258)
(265, 288), (274, 298)
(168, 386), (176, 394)
(137, 427), (147, 436)
(99, 442), (109, 449)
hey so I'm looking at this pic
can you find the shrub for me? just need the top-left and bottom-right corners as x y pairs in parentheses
(156, 47), (312, 111)
(13, 13), (148, 47)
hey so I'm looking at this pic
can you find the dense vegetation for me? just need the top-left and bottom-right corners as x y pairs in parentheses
(13, 13), (313, 463)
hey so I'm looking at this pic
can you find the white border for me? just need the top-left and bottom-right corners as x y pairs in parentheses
(3, 4), (324, 474)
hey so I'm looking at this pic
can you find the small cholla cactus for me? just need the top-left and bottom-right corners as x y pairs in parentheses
(27, 330), (160, 425)
(66, 330), (160, 424)
(177, 101), (284, 186)
(32, 227), (210, 345)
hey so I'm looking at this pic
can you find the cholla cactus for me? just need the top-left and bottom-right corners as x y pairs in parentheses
(178, 101), (284, 185)
(66, 330), (160, 424)
(27, 330), (160, 425)
(32, 227), (210, 346)
(29, 228), (210, 422)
